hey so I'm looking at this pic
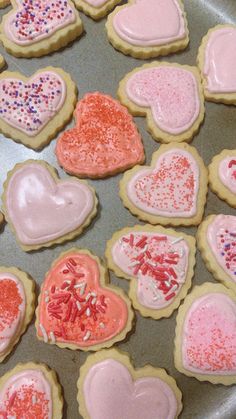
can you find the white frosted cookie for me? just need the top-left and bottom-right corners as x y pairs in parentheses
(209, 149), (236, 208)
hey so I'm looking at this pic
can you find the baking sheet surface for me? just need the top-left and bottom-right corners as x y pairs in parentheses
(0, 0), (236, 418)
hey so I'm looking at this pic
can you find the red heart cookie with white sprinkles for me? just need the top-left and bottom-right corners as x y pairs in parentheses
(0, 363), (63, 418)
(106, 225), (196, 319)
(36, 249), (133, 350)
(0, 0), (83, 57)
(55, 92), (145, 178)
(120, 143), (208, 226)
(175, 283), (236, 385)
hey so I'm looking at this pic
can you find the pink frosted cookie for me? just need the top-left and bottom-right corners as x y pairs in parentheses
(209, 150), (236, 208)
(78, 348), (183, 419)
(120, 143), (208, 226)
(0, 67), (77, 149)
(105, 224), (196, 319)
(198, 24), (236, 104)
(35, 248), (133, 351)
(55, 92), (145, 179)
(2, 160), (98, 251)
(73, 0), (122, 20)
(0, 0), (83, 58)
(106, 0), (189, 59)
(197, 214), (236, 293)
(175, 283), (236, 385)
(0, 266), (35, 362)
(0, 363), (63, 418)
(118, 62), (205, 143)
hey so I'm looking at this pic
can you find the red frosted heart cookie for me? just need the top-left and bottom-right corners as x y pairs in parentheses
(120, 143), (208, 226)
(55, 92), (145, 178)
(175, 283), (236, 385)
(36, 249), (133, 350)
(0, 363), (63, 418)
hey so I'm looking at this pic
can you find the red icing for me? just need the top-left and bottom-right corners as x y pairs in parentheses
(0, 279), (22, 333)
(3, 387), (49, 418)
(38, 252), (128, 347)
(55, 92), (144, 178)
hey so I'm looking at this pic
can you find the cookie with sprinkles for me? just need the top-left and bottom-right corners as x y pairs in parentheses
(174, 282), (236, 385)
(105, 224), (196, 319)
(120, 143), (208, 227)
(0, 266), (35, 362)
(2, 160), (98, 251)
(208, 149), (236, 208)
(0, 67), (77, 150)
(0, 0), (83, 58)
(117, 62), (205, 144)
(78, 348), (183, 419)
(35, 248), (134, 351)
(197, 214), (236, 293)
(0, 362), (63, 418)
(73, 0), (122, 21)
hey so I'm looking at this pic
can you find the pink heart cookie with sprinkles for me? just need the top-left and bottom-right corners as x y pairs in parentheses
(0, 0), (83, 58)
(36, 249), (133, 350)
(175, 283), (236, 385)
(0, 67), (77, 149)
(105, 224), (196, 319)
(118, 62), (205, 143)
(197, 214), (236, 293)
(209, 149), (236, 208)
(120, 143), (208, 226)
(0, 362), (63, 418)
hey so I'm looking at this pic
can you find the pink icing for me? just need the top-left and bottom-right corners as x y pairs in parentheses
(112, 0), (186, 47)
(0, 71), (66, 136)
(207, 215), (236, 283)
(112, 232), (189, 309)
(0, 273), (25, 355)
(203, 27), (236, 93)
(126, 66), (200, 135)
(4, 0), (75, 45)
(182, 293), (236, 374)
(0, 370), (52, 418)
(127, 149), (199, 217)
(85, 0), (108, 6)
(218, 156), (236, 194)
(5, 163), (95, 245)
(83, 359), (178, 419)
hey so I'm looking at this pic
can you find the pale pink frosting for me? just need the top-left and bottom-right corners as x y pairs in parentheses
(112, 232), (189, 308)
(218, 156), (236, 194)
(127, 149), (199, 217)
(5, 163), (95, 245)
(207, 215), (236, 284)
(182, 293), (236, 374)
(0, 273), (25, 355)
(203, 27), (236, 93)
(126, 66), (200, 135)
(83, 359), (178, 419)
(0, 370), (52, 418)
(113, 0), (186, 46)
(0, 71), (66, 136)
(4, 0), (76, 45)
(85, 0), (108, 6)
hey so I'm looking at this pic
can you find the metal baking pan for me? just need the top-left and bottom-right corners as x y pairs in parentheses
(0, 0), (235, 417)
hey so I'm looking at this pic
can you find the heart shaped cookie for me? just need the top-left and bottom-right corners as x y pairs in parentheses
(198, 24), (236, 104)
(120, 143), (208, 226)
(0, 363), (63, 418)
(56, 92), (144, 178)
(118, 62), (204, 143)
(175, 283), (236, 384)
(36, 249), (133, 350)
(106, 0), (189, 58)
(0, 0), (83, 57)
(2, 160), (98, 251)
(197, 214), (236, 292)
(78, 349), (182, 419)
(0, 67), (77, 149)
(106, 224), (196, 319)
(209, 150), (236, 208)
(74, 0), (122, 20)
(0, 267), (35, 362)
